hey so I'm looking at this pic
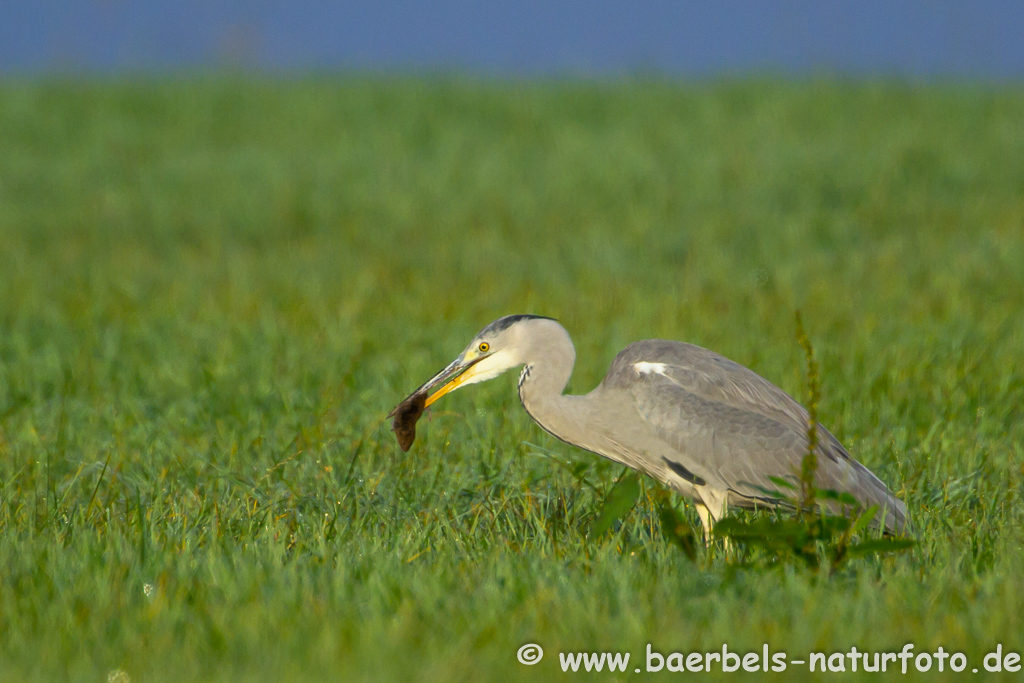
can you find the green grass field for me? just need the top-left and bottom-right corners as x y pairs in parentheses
(1, 78), (1023, 681)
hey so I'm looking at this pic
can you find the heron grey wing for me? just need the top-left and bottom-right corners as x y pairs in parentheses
(627, 373), (908, 533)
(605, 340), (853, 464)
(628, 376), (807, 503)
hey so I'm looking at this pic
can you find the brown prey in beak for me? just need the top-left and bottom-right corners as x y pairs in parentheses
(388, 354), (487, 451)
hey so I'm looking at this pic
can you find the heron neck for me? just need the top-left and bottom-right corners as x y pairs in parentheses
(517, 333), (592, 449)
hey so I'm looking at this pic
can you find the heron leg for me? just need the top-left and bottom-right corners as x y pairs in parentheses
(696, 488), (731, 553)
(694, 502), (714, 546)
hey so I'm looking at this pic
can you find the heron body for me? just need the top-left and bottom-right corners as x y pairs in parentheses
(395, 314), (908, 537)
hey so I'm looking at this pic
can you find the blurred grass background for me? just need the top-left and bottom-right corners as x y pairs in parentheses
(0, 78), (1023, 681)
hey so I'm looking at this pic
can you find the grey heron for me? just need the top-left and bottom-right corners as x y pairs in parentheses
(391, 314), (908, 538)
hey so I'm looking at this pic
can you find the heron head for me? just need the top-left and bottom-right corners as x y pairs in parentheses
(406, 314), (557, 408)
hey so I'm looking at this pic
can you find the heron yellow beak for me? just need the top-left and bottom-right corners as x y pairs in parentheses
(424, 373), (466, 407)
(399, 350), (487, 410)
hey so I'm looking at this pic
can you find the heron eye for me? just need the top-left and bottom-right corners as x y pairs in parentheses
(478, 342), (490, 353)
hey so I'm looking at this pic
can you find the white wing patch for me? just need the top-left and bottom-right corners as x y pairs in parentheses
(634, 362), (669, 377)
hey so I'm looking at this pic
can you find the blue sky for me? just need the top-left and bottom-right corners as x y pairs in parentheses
(2, 1), (1022, 78)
